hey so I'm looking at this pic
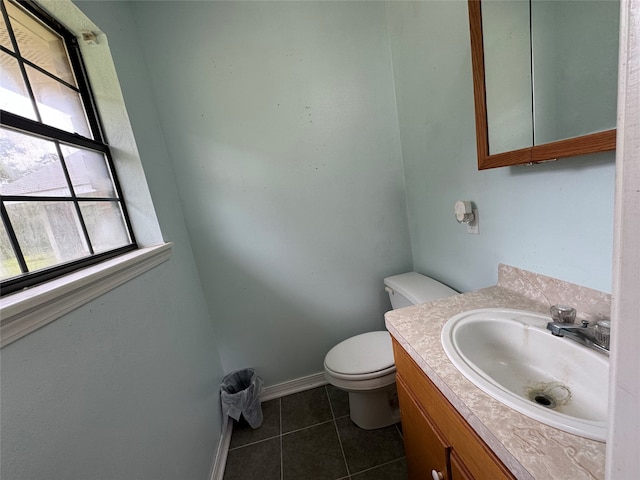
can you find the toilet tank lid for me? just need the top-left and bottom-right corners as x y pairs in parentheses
(384, 272), (457, 305)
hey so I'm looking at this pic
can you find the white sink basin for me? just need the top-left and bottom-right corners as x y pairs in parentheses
(441, 308), (608, 441)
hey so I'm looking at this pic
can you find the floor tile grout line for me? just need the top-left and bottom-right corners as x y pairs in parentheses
(327, 386), (351, 478)
(349, 456), (407, 477)
(228, 433), (282, 451)
(325, 386), (350, 421)
(281, 418), (336, 436)
(333, 419), (352, 478)
(326, 385), (336, 420)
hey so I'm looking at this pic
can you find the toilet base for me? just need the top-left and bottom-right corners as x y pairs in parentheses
(348, 383), (400, 430)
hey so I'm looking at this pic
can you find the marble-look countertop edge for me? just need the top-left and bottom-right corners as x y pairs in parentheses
(385, 285), (606, 480)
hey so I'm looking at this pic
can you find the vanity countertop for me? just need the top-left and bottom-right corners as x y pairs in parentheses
(384, 283), (607, 480)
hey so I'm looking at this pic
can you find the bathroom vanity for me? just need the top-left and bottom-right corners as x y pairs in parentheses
(385, 265), (609, 480)
(394, 339), (515, 479)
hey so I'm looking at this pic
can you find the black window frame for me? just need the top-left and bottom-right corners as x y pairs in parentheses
(0, 0), (137, 296)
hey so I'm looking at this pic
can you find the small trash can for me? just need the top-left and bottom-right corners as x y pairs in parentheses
(220, 368), (264, 429)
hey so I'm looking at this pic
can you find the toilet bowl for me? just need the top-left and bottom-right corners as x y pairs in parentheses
(323, 272), (457, 429)
(324, 330), (398, 429)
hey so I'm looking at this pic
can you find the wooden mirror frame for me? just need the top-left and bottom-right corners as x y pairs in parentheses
(468, 0), (616, 170)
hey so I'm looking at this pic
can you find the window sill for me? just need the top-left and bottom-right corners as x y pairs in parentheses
(0, 242), (173, 348)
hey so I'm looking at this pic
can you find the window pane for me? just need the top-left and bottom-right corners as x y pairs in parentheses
(5, 0), (75, 85)
(0, 6), (12, 51)
(26, 65), (91, 137)
(0, 127), (71, 196)
(0, 221), (21, 280)
(5, 200), (89, 271)
(0, 51), (37, 120)
(0, 1), (136, 294)
(79, 201), (131, 253)
(60, 145), (117, 198)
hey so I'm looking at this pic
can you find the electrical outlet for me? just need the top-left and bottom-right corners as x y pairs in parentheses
(467, 209), (479, 234)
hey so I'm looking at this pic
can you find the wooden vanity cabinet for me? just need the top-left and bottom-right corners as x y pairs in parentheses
(397, 376), (449, 479)
(393, 339), (516, 480)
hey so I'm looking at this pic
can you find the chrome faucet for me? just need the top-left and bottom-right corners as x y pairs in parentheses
(546, 306), (610, 356)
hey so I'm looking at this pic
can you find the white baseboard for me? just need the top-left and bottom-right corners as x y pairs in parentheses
(208, 416), (233, 480)
(261, 372), (328, 402)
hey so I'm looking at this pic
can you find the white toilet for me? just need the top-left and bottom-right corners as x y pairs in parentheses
(323, 272), (457, 429)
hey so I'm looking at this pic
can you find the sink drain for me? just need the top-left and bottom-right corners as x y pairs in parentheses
(525, 381), (572, 410)
(531, 392), (557, 409)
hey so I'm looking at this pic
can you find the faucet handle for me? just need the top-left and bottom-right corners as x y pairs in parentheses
(594, 320), (611, 349)
(550, 305), (577, 323)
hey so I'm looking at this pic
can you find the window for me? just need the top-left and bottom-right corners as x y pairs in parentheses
(0, 0), (136, 296)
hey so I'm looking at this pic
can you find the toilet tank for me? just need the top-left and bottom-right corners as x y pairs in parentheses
(384, 272), (457, 310)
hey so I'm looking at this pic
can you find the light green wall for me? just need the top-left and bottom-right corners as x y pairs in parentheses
(0, 2), (225, 479)
(127, 0), (413, 385)
(386, 0), (614, 294)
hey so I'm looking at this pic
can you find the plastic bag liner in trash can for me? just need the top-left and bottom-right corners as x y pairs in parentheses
(220, 368), (264, 429)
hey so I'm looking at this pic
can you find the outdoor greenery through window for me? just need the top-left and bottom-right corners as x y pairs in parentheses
(0, 0), (136, 296)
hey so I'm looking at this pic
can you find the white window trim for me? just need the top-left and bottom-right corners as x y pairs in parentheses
(0, 242), (172, 347)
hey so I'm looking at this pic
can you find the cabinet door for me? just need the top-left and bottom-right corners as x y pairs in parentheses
(450, 451), (474, 480)
(397, 375), (450, 480)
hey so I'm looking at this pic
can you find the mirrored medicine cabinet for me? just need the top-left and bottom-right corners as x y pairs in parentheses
(468, 0), (619, 169)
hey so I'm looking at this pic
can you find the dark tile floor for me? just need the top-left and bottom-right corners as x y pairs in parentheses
(223, 385), (407, 480)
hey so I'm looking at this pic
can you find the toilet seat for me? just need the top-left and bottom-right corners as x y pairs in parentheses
(324, 331), (395, 381)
